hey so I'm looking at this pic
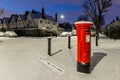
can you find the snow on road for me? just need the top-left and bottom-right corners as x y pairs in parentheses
(0, 36), (120, 80)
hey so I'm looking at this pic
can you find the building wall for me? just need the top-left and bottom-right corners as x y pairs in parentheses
(22, 20), (26, 27)
(0, 13), (58, 31)
(0, 21), (2, 29)
(25, 13), (36, 28)
(50, 22), (58, 31)
(9, 17), (17, 29)
(33, 19), (38, 27)
(37, 19), (58, 31)
(9, 21), (16, 29)
(17, 20), (24, 28)
(2, 23), (8, 29)
(17, 16), (25, 28)
(38, 19), (46, 29)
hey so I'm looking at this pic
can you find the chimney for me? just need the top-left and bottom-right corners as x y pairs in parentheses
(116, 16), (119, 21)
(42, 6), (45, 19)
(55, 12), (57, 22)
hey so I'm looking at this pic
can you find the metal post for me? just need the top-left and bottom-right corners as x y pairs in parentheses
(48, 37), (52, 56)
(96, 34), (98, 46)
(68, 36), (71, 49)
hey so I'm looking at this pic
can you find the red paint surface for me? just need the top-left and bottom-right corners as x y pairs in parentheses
(74, 22), (93, 64)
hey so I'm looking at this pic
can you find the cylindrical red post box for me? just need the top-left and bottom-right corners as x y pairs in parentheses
(74, 21), (93, 73)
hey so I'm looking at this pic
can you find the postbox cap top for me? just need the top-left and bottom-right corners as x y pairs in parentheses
(74, 21), (93, 25)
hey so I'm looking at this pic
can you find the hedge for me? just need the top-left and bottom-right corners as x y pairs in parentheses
(14, 29), (57, 37)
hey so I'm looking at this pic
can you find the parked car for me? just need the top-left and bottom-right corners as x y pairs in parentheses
(60, 32), (72, 37)
(0, 31), (5, 37)
(5, 31), (18, 37)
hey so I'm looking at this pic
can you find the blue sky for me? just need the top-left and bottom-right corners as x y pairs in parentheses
(0, 0), (119, 25)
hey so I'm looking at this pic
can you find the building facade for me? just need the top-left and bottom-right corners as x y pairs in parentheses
(0, 8), (58, 32)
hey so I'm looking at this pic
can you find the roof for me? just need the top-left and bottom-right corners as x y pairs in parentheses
(3, 17), (11, 23)
(45, 14), (55, 21)
(31, 12), (55, 21)
(0, 11), (56, 23)
(10, 15), (18, 22)
(14, 15), (18, 21)
(31, 12), (42, 19)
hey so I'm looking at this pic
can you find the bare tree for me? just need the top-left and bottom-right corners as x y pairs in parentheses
(83, 0), (112, 46)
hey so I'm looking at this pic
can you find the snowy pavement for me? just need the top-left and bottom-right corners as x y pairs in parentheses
(0, 35), (120, 80)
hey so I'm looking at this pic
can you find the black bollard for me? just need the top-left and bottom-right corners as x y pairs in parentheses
(48, 37), (52, 56)
(68, 36), (71, 49)
(96, 35), (98, 46)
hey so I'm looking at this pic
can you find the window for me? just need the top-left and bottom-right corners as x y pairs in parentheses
(53, 22), (56, 25)
(45, 21), (47, 24)
(18, 21), (21, 25)
(40, 20), (42, 23)
(47, 26), (51, 29)
(11, 22), (15, 26)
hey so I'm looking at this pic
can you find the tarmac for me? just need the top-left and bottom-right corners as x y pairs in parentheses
(0, 35), (120, 80)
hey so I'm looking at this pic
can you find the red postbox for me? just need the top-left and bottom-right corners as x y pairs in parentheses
(74, 21), (93, 73)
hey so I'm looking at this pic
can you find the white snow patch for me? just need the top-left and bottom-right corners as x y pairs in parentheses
(39, 57), (65, 75)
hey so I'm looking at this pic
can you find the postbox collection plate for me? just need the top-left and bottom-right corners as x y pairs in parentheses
(86, 35), (90, 42)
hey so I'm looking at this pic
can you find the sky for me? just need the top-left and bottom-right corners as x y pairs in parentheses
(0, 0), (119, 25)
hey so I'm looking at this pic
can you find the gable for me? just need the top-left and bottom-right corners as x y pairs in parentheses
(17, 16), (22, 21)
(11, 17), (15, 22)
(26, 13), (32, 20)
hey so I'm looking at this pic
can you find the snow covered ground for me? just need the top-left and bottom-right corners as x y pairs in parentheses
(0, 35), (120, 80)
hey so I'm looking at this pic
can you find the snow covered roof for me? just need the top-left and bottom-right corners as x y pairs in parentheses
(31, 12), (42, 19)
(14, 15), (18, 21)
(3, 17), (11, 23)
(31, 12), (55, 21)
(45, 15), (55, 21)
(0, 11), (56, 23)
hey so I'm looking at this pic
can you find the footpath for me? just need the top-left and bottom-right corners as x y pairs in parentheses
(0, 35), (120, 80)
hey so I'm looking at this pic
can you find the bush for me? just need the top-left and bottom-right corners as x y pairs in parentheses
(0, 28), (7, 32)
(14, 29), (57, 37)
